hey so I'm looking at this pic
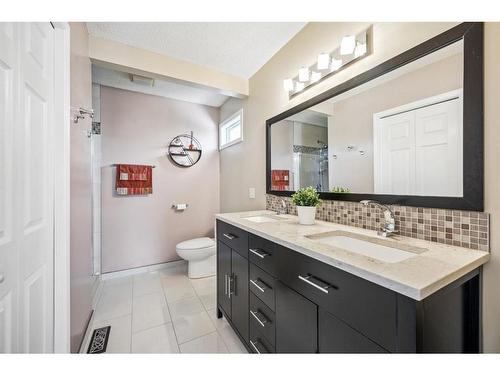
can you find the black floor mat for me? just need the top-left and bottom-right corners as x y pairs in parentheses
(87, 326), (111, 354)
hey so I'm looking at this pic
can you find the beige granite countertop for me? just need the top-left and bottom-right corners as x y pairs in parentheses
(215, 210), (490, 300)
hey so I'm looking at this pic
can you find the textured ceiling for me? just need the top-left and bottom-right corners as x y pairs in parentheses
(92, 65), (229, 107)
(86, 22), (306, 78)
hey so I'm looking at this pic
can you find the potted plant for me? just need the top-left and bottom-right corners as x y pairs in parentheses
(291, 187), (321, 225)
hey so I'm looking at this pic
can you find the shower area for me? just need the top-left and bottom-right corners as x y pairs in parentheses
(91, 84), (102, 275)
(292, 121), (329, 191)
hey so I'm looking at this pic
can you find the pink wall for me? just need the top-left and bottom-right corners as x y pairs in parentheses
(100, 86), (220, 273)
(69, 22), (97, 352)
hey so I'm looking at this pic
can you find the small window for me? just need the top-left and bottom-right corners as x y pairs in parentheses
(219, 109), (243, 150)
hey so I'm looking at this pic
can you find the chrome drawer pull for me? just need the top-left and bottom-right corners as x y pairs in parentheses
(249, 340), (261, 354)
(224, 274), (228, 295)
(298, 274), (334, 294)
(249, 248), (269, 259)
(223, 233), (236, 240)
(250, 310), (267, 327)
(250, 279), (267, 293)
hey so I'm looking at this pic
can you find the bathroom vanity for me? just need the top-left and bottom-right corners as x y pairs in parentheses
(214, 22), (488, 354)
(215, 211), (489, 353)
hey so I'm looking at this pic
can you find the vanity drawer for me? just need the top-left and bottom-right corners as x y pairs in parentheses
(275, 247), (397, 352)
(248, 234), (277, 276)
(249, 263), (276, 311)
(249, 322), (275, 353)
(250, 292), (276, 347)
(216, 220), (248, 258)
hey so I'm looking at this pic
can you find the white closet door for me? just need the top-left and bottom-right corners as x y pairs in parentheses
(415, 98), (462, 196)
(0, 22), (55, 353)
(374, 111), (416, 195)
(0, 22), (17, 354)
(17, 22), (55, 353)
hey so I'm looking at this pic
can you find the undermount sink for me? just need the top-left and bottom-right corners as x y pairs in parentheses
(306, 230), (427, 263)
(243, 214), (286, 223)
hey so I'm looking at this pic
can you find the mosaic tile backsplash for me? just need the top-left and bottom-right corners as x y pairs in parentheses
(266, 194), (489, 251)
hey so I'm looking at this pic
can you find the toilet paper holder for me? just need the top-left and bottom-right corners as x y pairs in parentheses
(172, 203), (189, 210)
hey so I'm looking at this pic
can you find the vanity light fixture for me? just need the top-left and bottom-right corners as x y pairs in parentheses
(283, 27), (370, 97)
(298, 66), (310, 82)
(283, 78), (294, 92)
(340, 35), (356, 55)
(331, 57), (342, 71)
(354, 41), (367, 58)
(317, 52), (330, 70)
(310, 71), (322, 83)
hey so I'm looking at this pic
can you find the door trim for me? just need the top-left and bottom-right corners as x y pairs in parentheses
(52, 22), (71, 353)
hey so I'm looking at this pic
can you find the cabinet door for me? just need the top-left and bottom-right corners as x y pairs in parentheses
(319, 309), (387, 353)
(231, 250), (249, 342)
(276, 281), (317, 353)
(217, 241), (232, 317)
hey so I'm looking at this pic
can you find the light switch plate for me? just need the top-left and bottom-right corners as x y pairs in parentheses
(249, 187), (256, 199)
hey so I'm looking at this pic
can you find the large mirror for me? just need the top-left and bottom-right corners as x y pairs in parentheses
(267, 23), (483, 211)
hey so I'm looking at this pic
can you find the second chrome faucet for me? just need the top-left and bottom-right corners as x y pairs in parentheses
(360, 200), (397, 237)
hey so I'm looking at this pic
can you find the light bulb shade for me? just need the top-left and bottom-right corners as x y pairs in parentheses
(354, 42), (367, 58)
(295, 81), (305, 92)
(331, 58), (342, 71)
(340, 35), (356, 55)
(317, 53), (330, 70)
(298, 66), (310, 82)
(283, 78), (294, 92)
(310, 71), (321, 83)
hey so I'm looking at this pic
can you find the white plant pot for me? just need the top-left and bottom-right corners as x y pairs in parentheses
(297, 206), (317, 225)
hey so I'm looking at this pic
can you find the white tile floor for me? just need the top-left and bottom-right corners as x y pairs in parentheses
(87, 265), (248, 354)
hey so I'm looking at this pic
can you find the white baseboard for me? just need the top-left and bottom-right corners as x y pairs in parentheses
(100, 260), (187, 281)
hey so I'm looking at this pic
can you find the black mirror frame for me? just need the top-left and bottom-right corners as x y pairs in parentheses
(266, 22), (483, 211)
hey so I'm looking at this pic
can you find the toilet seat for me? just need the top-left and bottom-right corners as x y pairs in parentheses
(177, 237), (214, 250)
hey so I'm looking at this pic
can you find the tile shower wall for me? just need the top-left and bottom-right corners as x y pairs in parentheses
(266, 194), (489, 251)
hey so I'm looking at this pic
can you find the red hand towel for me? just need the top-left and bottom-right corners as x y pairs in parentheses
(115, 164), (153, 195)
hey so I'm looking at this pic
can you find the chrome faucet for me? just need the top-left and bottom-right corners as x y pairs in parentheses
(360, 200), (397, 237)
(277, 199), (288, 215)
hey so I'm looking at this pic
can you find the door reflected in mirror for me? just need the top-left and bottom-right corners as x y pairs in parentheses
(270, 40), (464, 197)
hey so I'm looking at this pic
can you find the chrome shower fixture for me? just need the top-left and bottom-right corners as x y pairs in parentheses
(73, 107), (94, 124)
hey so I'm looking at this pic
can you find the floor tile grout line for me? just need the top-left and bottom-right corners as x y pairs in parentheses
(190, 277), (235, 352)
(164, 275), (219, 349)
(178, 329), (228, 353)
(163, 279), (184, 350)
(99, 270), (230, 353)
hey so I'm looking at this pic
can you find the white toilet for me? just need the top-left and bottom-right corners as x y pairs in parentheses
(175, 237), (216, 279)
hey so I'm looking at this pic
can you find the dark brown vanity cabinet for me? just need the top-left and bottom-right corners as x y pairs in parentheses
(216, 223), (249, 344)
(216, 220), (481, 354)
